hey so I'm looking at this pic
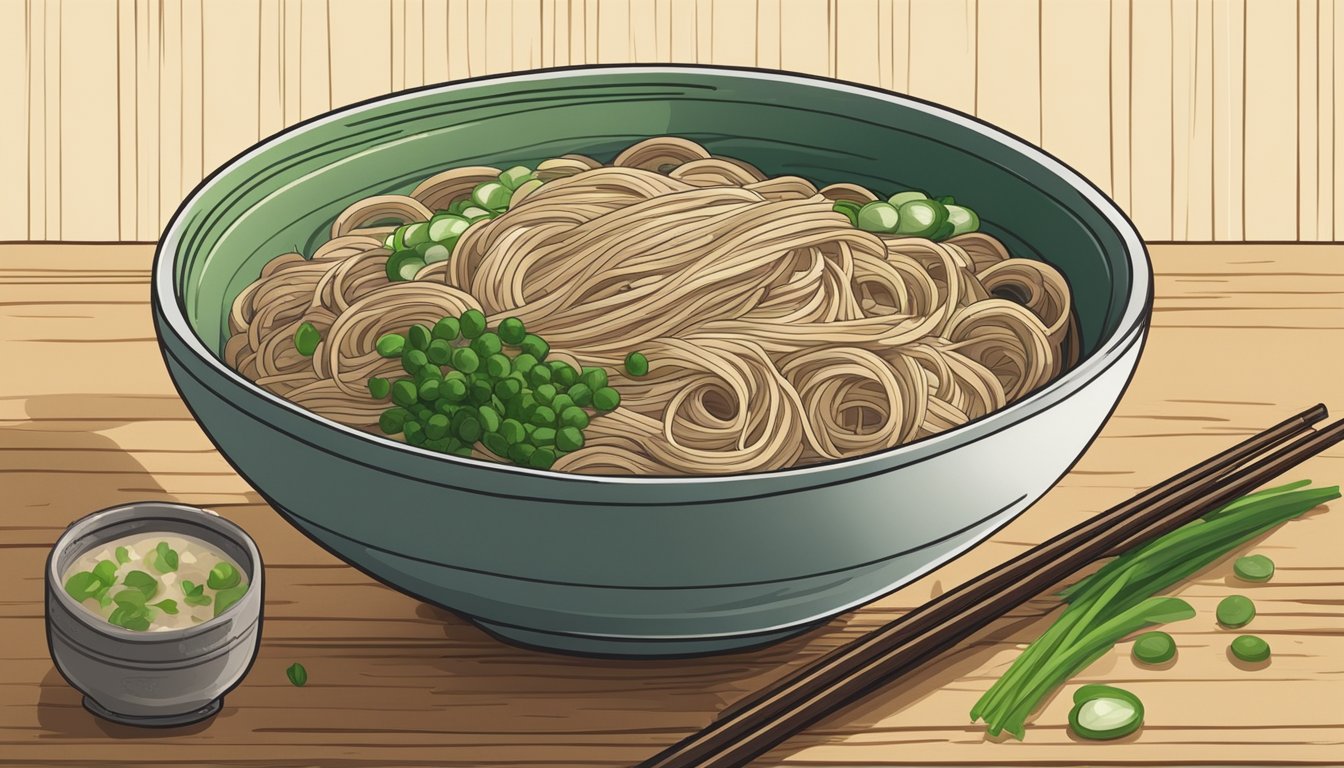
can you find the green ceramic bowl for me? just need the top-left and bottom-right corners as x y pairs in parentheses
(153, 66), (1150, 656)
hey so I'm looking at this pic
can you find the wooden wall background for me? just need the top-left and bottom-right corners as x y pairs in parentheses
(2, 0), (1341, 243)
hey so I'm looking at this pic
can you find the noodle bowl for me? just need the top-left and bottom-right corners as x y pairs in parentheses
(225, 137), (1074, 476)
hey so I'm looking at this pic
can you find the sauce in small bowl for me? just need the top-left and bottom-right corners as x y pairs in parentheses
(45, 502), (263, 726)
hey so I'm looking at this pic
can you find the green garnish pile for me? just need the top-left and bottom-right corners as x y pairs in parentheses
(971, 479), (1338, 739)
(833, 190), (981, 240)
(382, 165), (541, 282)
(64, 541), (249, 631)
(368, 309), (645, 470)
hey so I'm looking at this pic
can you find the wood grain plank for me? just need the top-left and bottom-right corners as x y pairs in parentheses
(1317, 0), (1334, 240)
(1111, 0), (1133, 218)
(157, 0), (183, 228)
(179, 0), (203, 203)
(116, 0), (136, 240)
(402, 0), (424, 88)
(328, 0), (393, 106)
(41, 0), (61, 238)
(423, 0), (450, 83)
(1041, 0), (1111, 195)
(1335, 0), (1344, 236)
(1212, 0), (1245, 240)
(889, 0), (910, 93)
(201, 0), (261, 175)
(835, 0), (880, 88)
(1243, 0), (1298, 240)
(0, 243), (1340, 766)
(1131, 0), (1174, 239)
(908, 0), (976, 114)
(258, 0), (284, 138)
(778, 0), (827, 76)
(446, 0), (471, 81)
(296, 0), (331, 119)
(135, 0), (161, 240)
(59, 0), (120, 240)
(974, 0), (1040, 145)
(629, 0), (659, 62)
(596, 0), (630, 64)
(0, 0), (30, 239)
(708, 0), (756, 68)
(667, 0), (695, 63)
(756, 0), (780, 70)
(1298, 0), (1319, 241)
(1181, 0), (1215, 241)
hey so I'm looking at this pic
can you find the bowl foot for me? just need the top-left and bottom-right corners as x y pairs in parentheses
(473, 619), (822, 658)
(83, 696), (222, 728)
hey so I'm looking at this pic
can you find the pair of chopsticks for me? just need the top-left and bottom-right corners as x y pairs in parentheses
(639, 403), (1342, 768)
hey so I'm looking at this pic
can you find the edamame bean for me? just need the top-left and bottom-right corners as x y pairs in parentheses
(568, 382), (593, 406)
(498, 166), (535, 190)
(459, 309), (487, 340)
(1230, 634), (1270, 662)
(432, 317), (460, 341)
(376, 333), (406, 357)
(856, 201), (900, 233)
(550, 362), (579, 387)
(512, 353), (539, 373)
(402, 222), (430, 248)
(1233, 554), (1274, 582)
(580, 367), (608, 390)
(471, 332), (502, 357)
(472, 181), (512, 211)
(1131, 631), (1176, 664)
(402, 348), (429, 374)
(1216, 595), (1255, 628)
(500, 419), (526, 444)
(895, 199), (947, 237)
(418, 378), (441, 402)
(293, 322), (321, 356)
(519, 334), (549, 360)
(367, 377), (390, 399)
(451, 347), (480, 373)
(441, 377), (468, 402)
(528, 447), (557, 470)
(427, 214), (470, 245)
(625, 352), (649, 377)
(592, 387), (621, 412)
(378, 408), (408, 434)
(887, 190), (927, 207)
(559, 406), (589, 429)
(421, 243), (451, 264)
(945, 204), (980, 236)
(426, 339), (452, 365)
(508, 443), (536, 465)
(485, 353), (511, 378)
(556, 426), (584, 452)
(530, 406), (557, 427)
(391, 380), (419, 407)
(528, 364), (553, 386)
(534, 383), (557, 404)
(497, 317), (526, 345)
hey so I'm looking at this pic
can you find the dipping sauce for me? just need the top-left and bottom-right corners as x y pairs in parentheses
(62, 532), (248, 631)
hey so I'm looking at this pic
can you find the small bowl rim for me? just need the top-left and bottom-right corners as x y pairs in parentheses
(46, 502), (262, 642)
(152, 63), (1152, 488)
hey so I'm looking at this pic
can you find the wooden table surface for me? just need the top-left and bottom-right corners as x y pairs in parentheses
(1, 242), (1341, 767)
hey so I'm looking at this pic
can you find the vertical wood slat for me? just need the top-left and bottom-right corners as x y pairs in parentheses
(1041, 0), (1111, 198)
(1, 0), (1340, 242)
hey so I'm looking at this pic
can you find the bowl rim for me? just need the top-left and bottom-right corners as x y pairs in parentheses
(152, 63), (1152, 488)
(46, 502), (262, 642)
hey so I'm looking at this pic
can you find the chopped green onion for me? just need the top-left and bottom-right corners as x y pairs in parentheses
(368, 377), (390, 399)
(379, 408), (408, 434)
(428, 214), (470, 245)
(945, 204), (980, 236)
(451, 347), (480, 373)
(471, 332), (503, 357)
(498, 165), (535, 190)
(407, 324), (431, 350)
(432, 317), (460, 341)
(519, 334), (549, 360)
(402, 222), (430, 248)
(1068, 685), (1143, 740)
(529, 446), (557, 470)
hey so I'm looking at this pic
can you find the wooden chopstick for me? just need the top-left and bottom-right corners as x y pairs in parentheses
(638, 404), (1338, 768)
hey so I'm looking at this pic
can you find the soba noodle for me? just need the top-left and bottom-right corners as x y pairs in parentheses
(225, 137), (1075, 475)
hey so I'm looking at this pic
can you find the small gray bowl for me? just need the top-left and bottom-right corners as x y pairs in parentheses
(45, 502), (263, 727)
